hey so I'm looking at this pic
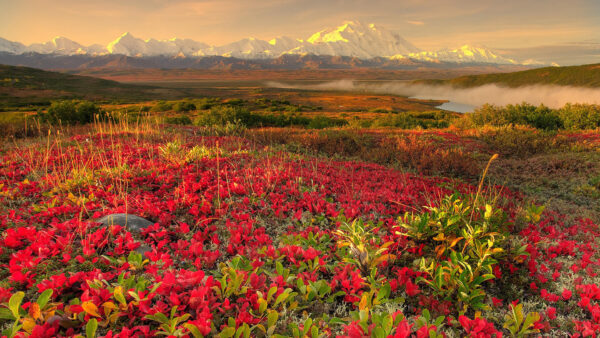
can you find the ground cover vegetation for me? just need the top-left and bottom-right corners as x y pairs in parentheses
(0, 100), (599, 337)
(1, 80), (600, 337)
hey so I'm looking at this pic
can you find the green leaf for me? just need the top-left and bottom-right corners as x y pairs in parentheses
(311, 325), (319, 338)
(328, 317), (346, 325)
(6, 323), (22, 338)
(291, 325), (300, 338)
(267, 310), (278, 328)
(267, 286), (278, 302)
(377, 283), (391, 301)
(149, 282), (162, 294)
(36, 289), (53, 308)
(234, 325), (244, 338)
(177, 313), (191, 324)
(514, 304), (524, 326)
(303, 318), (313, 336)
(145, 312), (169, 325)
(373, 327), (385, 338)
(8, 292), (24, 319)
(381, 314), (393, 333)
(274, 289), (291, 307)
(114, 287), (127, 305)
(220, 327), (235, 338)
(86, 318), (98, 338)
(258, 298), (267, 314)
(0, 308), (15, 320)
(522, 312), (541, 333)
(184, 323), (204, 338)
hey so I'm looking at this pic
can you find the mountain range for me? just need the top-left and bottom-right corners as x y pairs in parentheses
(0, 21), (543, 66)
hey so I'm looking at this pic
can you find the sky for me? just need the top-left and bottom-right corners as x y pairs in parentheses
(1, 0), (600, 63)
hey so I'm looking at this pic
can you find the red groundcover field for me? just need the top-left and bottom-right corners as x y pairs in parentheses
(1, 131), (599, 337)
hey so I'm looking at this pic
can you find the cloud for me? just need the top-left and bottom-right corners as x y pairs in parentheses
(266, 80), (600, 109)
(406, 20), (425, 26)
(497, 42), (600, 66)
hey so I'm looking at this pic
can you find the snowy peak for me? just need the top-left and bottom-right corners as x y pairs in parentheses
(305, 21), (420, 58)
(28, 36), (85, 55)
(107, 32), (145, 55)
(210, 37), (274, 58)
(0, 37), (26, 54)
(269, 36), (303, 50)
(107, 32), (209, 56)
(408, 45), (517, 64)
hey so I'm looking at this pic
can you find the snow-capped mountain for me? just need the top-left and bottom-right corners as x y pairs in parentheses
(296, 21), (420, 58)
(208, 37), (281, 58)
(106, 33), (209, 56)
(0, 37), (26, 54)
(27, 36), (87, 55)
(0, 21), (545, 65)
(406, 45), (517, 65)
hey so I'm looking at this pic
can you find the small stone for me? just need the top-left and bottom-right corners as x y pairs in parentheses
(135, 244), (152, 258)
(97, 213), (154, 233)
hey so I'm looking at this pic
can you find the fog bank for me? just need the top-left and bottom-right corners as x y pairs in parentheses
(266, 80), (600, 110)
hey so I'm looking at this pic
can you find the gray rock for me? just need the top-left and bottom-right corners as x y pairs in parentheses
(97, 213), (154, 233)
(135, 244), (152, 258)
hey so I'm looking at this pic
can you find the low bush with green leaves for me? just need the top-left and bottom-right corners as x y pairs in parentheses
(195, 106), (346, 129)
(397, 190), (528, 314)
(464, 102), (600, 130)
(39, 100), (100, 125)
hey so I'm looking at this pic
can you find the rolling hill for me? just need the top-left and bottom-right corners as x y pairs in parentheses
(0, 64), (183, 107)
(421, 63), (600, 88)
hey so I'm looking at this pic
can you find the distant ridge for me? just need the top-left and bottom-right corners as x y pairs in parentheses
(0, 52), (532, 72)
(420, 63), (600, 88)
(0, 21), (543, 66)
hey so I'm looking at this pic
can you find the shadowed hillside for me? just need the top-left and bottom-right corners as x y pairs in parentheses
(0, 64), (183, 107)
(421, 63), (600, 88)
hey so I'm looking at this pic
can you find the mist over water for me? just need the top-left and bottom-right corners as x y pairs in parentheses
(266, 80), (600, 112)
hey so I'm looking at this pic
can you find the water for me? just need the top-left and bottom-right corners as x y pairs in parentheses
(435, 101), (476, 113)
(411, 95), (476, 113)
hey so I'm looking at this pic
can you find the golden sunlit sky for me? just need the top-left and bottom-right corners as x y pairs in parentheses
(2, 0), (600, 52)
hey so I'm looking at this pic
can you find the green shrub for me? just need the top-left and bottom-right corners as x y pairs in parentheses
(559, 103), (600, 130)
(397, 192), (526, 313)
(150, 101), (174, 112)
(41, 100), (100, 125)
(173, 101), (196, 112)
(523, 105), (563, 130)
(196, 106), (344, 129)
(195, 106), (248, 127)
(467, 102), (599, 130)
(370, 111), (452, 129)
(307, 116), (347, 129)
(194, 98), (219, 110)
(224, 98), (244, 106)
(164, 115), (193, 125)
